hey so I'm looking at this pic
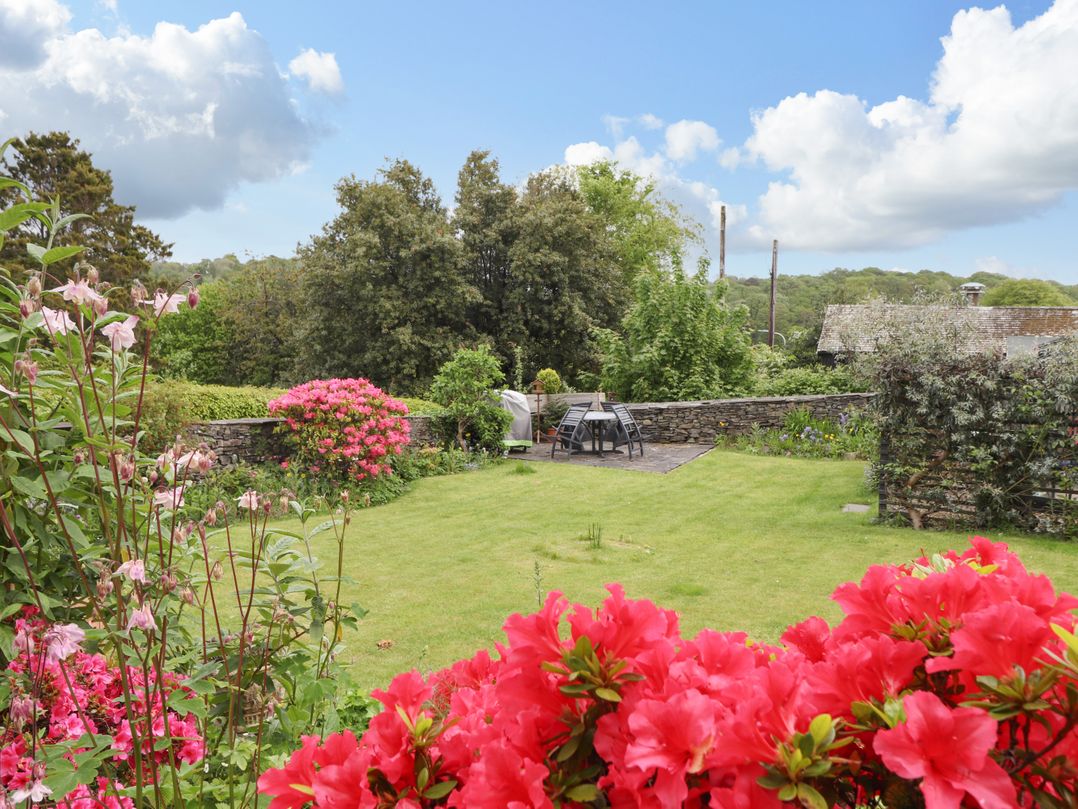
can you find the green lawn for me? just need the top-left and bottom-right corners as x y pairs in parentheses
(267, 449), (1078, 690)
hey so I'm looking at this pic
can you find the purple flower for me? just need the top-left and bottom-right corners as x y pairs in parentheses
(116, 559), (147, 584)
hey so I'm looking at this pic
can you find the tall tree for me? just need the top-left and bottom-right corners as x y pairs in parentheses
(297, 160), (478, 393)
(576, 160), (694, 284)
(506, 170), (623, 381)
(453, 151), (519, 363)
(0, 132), (171, 286)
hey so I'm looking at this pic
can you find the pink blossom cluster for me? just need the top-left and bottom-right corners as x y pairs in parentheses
(260, 538), (1078, 809)
(269, 378), (411, 481)
(2, 611), (205, 807)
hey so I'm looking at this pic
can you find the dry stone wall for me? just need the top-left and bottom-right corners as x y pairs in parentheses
(623, 393), (876, 444)
(188, 394), (874, 464)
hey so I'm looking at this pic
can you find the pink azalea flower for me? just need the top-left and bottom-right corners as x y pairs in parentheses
(52, 279), (103, 307)
(100, 315), (139, 351)
(116, 559), (147, 584)
(41, 306), (76, 336)
(126, 603), (157, 634)
(874, 691), (1017, 809)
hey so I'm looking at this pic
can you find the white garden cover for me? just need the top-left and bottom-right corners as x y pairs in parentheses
(500, 390), (533, 442)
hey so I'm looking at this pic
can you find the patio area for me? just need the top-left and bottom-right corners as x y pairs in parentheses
(511, 441), (713, 473)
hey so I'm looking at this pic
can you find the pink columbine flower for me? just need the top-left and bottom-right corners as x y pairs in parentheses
(153, 486), (185, 511)
(127, 603), (158, 634)
(12, 780), (52, 804)
(53, 279), (104, 307)
(148, 291), (186, 316)
(9, 695), (35, 729)
(116, 559), (147, 584)
(43, 622), (85, 663)
(237, 490), (260, 510)
(100, 314), (139, 351)
(14, 358), (38, 384)
(41, 306), (76, 336)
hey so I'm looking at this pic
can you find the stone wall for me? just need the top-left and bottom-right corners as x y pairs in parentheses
(189, 414), (436, 467)
(189, 394), (874, 464)
(623, 393), (876, 444)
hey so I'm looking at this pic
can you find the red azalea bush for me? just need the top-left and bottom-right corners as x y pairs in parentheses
(269, 378), (411, 481)
(259, 538), (1078, 809)
(1, 610), (205, 806)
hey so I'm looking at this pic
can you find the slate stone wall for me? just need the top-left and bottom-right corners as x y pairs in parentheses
(623, 393), (876, 444)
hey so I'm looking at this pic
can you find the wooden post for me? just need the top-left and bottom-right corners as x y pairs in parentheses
(718, 205), (726, 279)
(768, 239), (778, 348)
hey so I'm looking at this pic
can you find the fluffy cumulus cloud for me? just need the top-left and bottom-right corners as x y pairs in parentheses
(744, 0), (1078, 250)
(564, 119), (745, 255)
(0, 0), (70, 68)
(0, 3), (337, 218)
(288, 48), (343, 95)
(664, 119), (720, 162)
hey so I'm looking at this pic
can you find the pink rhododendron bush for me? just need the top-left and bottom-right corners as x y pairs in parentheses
(260, 538), (1078, 809)
(1, 610), (205, 807)
(269, 378), (411, 481)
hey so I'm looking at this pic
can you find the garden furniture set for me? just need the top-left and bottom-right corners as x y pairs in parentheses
(551, 402), (645, 459)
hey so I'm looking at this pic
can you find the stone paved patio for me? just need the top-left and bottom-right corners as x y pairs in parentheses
(511, 441), (713, 473)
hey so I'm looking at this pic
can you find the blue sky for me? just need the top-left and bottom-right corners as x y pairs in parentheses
(1, 0), (1076, 282)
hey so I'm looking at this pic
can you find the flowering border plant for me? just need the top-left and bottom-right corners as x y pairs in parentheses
(0, 145), (362, 809)
(261, 537), (1078, 808)
(269, 378), (410, 481)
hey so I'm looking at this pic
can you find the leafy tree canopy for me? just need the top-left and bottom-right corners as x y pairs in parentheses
(0, 132), (171, 287)
(980, 278), (1075, 306)
(597, 267), (754, 402)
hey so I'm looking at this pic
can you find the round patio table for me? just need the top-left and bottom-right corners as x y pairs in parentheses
(581, 411), (619, 456)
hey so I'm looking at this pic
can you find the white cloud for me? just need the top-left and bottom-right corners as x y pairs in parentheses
(564, 141), (613, 166)
(973, 256), (1031, 278)
(0, 0), (71, 68)
(718, 147), (741, 170)
(638, 112), (664, 130)
(744, 0), (1078, 250)
(601, 114), (630, 137)
(664, 119), (720, 162)
(0, 8), (329, 218)
(288, 48), (343, 95)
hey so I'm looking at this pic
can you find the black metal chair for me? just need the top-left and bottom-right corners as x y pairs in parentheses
(602, 402), (645, 458)
(551, 403), (592, 457)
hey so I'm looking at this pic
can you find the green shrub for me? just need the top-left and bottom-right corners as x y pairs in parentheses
(140, 380), (285, 451)
(396, 397), (444, 416)
(430, 346), (513, 452)
(535, 368), (565, 394)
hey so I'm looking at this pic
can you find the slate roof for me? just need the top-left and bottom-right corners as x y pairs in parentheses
(816, 304), (1078, 356)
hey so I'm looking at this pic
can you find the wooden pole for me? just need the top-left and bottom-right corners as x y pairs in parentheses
(768, 239), (778, 348)
(718, 205), (726, 279)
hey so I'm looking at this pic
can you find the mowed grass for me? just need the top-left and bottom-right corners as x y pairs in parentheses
(266, 449), (1078, 690)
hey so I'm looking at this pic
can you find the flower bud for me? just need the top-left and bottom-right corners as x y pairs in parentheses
(19, 299), (36, 318)
(93, 297), (108, 318)
(210, 561), (223, 581)
(14, 359), (38, 385)
(27, 276), (42, 297)
(188, 287), (200, 309)
(73, 449), (87, 465)
(180, 587), (196, 606)
(131, 281), (147, 305)
(85, 266), (99, 285)
(97, 578), (114, 599)
(203, 508), (218, 527)
(159, 571), (177, 593)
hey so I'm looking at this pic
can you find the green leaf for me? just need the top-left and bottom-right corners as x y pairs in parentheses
(0, 202), (48, 232)
(594, 687), (621, 703)
(564, 783), (600, 802)
(26, 243), (47, 262)
(797, 783), (829, 809)
(423, 780), (457, 800)
(42, 245), (85, 265)
(808, 713), (833, 746)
